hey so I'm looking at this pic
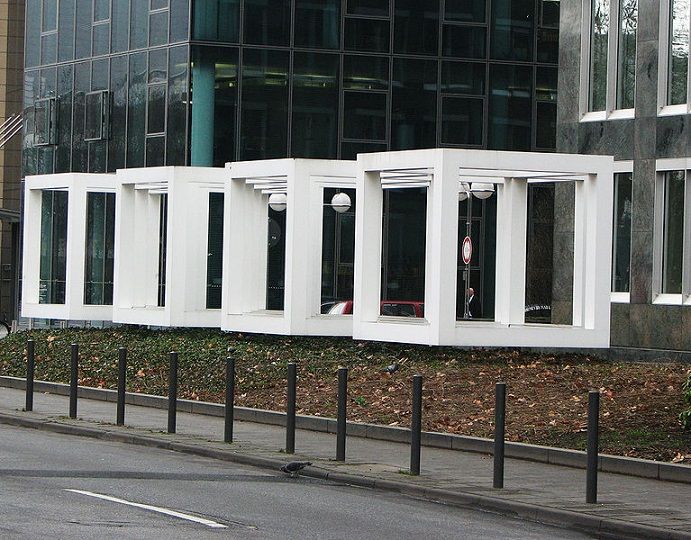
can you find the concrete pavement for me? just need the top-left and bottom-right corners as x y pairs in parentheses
(0, 385), (689, 539)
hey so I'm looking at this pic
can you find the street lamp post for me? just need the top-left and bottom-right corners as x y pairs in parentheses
(459, 182), (494, 319)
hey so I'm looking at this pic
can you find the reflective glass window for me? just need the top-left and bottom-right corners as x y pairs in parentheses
(84, 192), (115, 305)
(445, 0), (485, 22)
(166, 45), (188, 166)
(58, 0), (75, 62)
(240, 49), (289, 160)
(589, 0), (609, 111)
(536, 66), (557, 149)
(295, 0), (340, 49)
(442, 24), (486, 58)
(488, 64), (532, 150)
(149, 10), (169, 46)
(193, 0), (239, 41)
(321, 187), (356, 306)
(266, 206), (286, 310)
(72, 61), (89, 171)
(244, 0), (291, 46)
(147, 135), (166, 166)
(669, 0), (689, 105)
(441, 97), (483, 145)
(206, 192), (224, 309)
(147, 84), (166, 134)
(42, 0), (58, 31)
(111, 1), (129, 53)
(491, 0), (534, 61)
(537, 27), (559, 64)
(127, 52), (147, 167)
(616, 0), (637, 109)
(612, 173), (632, 292)
(343, 91), (387, 141)
(662, 171), (685, 294)
(26, 0), (41, 68)
(347, 0), (389, 17)
(394, 0), (438, 55)
(94, 0), (110, 21)
(441, 61), (485, 95)
(108, 55), (127, 171)
(85, 91), (109, 141)
(157, 194), (168, 306)
(34, 97), (56, 146)
(541, 0), (560, 27)
(345, 18), (390, 52)
(39, 190), (68, 304)
(343, 55), (389, 90)
(291, 52), (339, 158)
(56, 65), (73, 172)
(130, 0), (149, 50)
(41, 33), (57, 65)
(170, 0), (190, 42)
(92, 21), (110, 57)
(391, 58), (437, 150)
(75, 0), (92, 59)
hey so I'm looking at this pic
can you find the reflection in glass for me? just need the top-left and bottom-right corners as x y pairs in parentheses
(441, 97), (483, 145)
(292, 52), (339, 158)
(345, 18), (390, 52)
(321, 188), (356, 307)
(617, 0), (637, 109)
(84, 192), (115, 305)
(524, 184), (555, 324)
(392, 58), (437, 150)
(441, 61), (485, 95)
(206, 193), (224, 309)
(488, 64), (532, 150)
(343, 91), (387, 141)
(39, 190), (68, 304)
(244, 0), (291, 46)
(295, 0), (339, 49)
(669, 0), (689, 105)
(662, 171), (685, 294)
(240, 49), (289, 160)
(491, 0), (534, 61)
(445, 0), (485, 23)
(394, 0), (438, 55)
(343, 55), (389, 90)
(127, 52), (147, 167)
(381, 188), (426, 306)
(612, 173), (632, 292)
(590, 0), (609, 111)
(193, 0), (239, 42)
(158, 194), (168, 307)
(58, 0), (76, 61)
(167, 46), (189, 166)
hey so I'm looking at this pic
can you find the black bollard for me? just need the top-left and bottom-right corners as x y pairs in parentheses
(116, 347), (127, 425)
(167, 351), (178, 434)
(336, 367), (348, 461)
(25, 340), (35, 412)
(586, 390), (600, 504)
(493, 382), (507, 489)
(224, 355), (235, 443)
(69, 343), (78, 419)
(286, 363), (296, 454)
(410, 375), (423, 475)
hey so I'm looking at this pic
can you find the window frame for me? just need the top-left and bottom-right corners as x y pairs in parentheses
(653, 159), (691, 305)
(34, 96), (57, 146)
(84, 89), (111, 142)
(580, 0), (638, 122)
(611, 160), (633, 303)
(658, 0), (691, 115)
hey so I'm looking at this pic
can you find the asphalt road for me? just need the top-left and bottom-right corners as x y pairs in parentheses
(0, 424), (590, 539)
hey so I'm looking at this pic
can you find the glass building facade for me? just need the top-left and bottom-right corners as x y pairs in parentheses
(23, 0), (559, 175)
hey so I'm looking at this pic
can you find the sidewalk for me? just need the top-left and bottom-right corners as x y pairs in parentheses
(0, 385), (689, 539)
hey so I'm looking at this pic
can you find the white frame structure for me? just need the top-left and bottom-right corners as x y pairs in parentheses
(113, 166), (226, 327)
(22, 173), (116, 321)
(222, 158), (357, 336)
(353, 149), (614, 348)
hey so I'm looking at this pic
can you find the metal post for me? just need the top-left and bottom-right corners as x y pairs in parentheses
(69, 343), (78, 419)
(493, 382), (507, 488)
(224, 355), (235, 443)
(410, 375), (423, 475)
(116, 347), (127, 425)
(586, 390), (600, 504)
(286, 362), (296, 454)
(167, 351), (178, 434)
(25, 340), (35, 412)
(336, 367), (348, 461)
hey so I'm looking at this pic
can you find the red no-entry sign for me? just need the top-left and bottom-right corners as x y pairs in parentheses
(462, 236), (472, 265)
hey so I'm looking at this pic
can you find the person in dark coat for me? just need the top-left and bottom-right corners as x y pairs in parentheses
(467, 287), (482, 319)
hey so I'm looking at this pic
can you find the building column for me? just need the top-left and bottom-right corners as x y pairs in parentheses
(190, 59), (215, 167)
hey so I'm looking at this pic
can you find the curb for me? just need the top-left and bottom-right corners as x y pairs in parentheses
(0, 410), (686, 540)
(2, 376), (690, 485)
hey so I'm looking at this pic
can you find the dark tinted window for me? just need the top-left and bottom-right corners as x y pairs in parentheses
(488, 64), (532, 150)
(206, 192), (224, 309)
(343, 55), (389, 90)
(295, 0), (340, 49)
(244, 0), (291, 46)
(491, 0), (534, 61)
(347, 0), (389, 17)
(58, 0), (75, 62)
(108, 55), (127, 171)
(127, 52), (146, 166)
(166, 45), (188, 165)
(443, 24), (486, 58)
(193, 0), (239, 41)
(445, 0), (485, 22)
(441, 97), (483, 145)
(394, 0), (438, 55)
(441, 61), (485, 94)
(343, 92), (387, 141)
(391, 58), (437, 150)
(345, 18), (390, 52)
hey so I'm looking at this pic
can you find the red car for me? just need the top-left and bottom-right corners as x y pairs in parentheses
(326, 300), (424, 318)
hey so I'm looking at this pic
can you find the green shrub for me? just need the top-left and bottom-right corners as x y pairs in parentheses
(681, 372), (691, 430)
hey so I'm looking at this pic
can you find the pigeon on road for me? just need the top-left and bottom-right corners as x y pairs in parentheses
(383, 363), (399, 374)
(280, 461), (312, 478)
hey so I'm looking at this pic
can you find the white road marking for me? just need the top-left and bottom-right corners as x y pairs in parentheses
(66, 489), (227, 529)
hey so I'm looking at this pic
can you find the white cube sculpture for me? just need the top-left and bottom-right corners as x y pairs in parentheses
(353, 148), (614, 348)
(222, 158), (357, 336)
(22, 173), (117, 321)
(112, 167), (226, 327)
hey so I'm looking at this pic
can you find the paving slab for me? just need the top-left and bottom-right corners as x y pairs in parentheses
(0, 386), (689, 539)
